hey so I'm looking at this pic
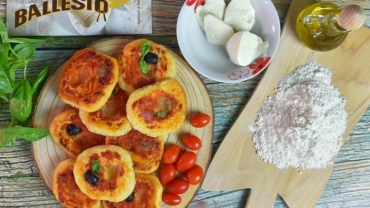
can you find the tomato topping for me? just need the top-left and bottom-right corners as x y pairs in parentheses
(186, 165), (204, 185)
(174, 151), (197, 172)
(190, 113), (210, 128)
(181, 135), (202, 150)
(163, 144), (181, 164)
(162, 193), (182, 206)
(166, 177), (189, 194)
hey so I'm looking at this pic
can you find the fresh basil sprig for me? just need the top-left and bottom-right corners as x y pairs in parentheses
(0, 127), (50, 147)
(139, 41), (150, 74)
(0, 18), (50, 147)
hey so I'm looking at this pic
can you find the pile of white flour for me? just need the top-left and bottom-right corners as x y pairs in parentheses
(250, 60), (347, 170)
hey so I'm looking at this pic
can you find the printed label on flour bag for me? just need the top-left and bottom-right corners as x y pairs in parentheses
(6, 0), (152, 36)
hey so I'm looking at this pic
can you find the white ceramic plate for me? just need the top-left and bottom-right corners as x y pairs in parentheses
(177, 0), (280, 83)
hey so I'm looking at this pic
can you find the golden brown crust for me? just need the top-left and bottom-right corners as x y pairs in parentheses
(79, 85), (132, 136)
(53, 159), (101, 208)
(117, 38), (177, 93)
(49, 108), (106, 159)
(73, 145), (135, 202)
(58, 48), (119, 112)
(102, 173), (163, 208)
(126, 79), (187, 137)
(106, 129), (164, 174)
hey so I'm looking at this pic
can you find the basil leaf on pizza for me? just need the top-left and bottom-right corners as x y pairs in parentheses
(139, 42), (151, 74)
(92, 160), (101, 173)
(140, 41), (150, 56)
(139, 59), (148, 74)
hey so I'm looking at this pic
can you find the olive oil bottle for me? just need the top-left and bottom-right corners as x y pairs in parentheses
(296, 3), (366, 51)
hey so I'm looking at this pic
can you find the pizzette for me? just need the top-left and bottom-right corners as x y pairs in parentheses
(79, 85), (132, 136)
(73, 145), (136, 202)
(102, 173), (163, 208)
(49, 108), (106, 159)
(58, 48), (119, 112)
(106, 129), (164, 174)
(117, 38), (177, 93)
(51, 39), (191, 207)
(126, 78), (187, 137)
(53, 159), (101, 208)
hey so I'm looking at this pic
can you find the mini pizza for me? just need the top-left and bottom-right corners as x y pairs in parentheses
(73, 145), (136, 202)
(50, 108), (106, 159)
(106, 129), (164, 174)
(58, 48), (119, 112)
(102, 173), (163, 208)
(126, 79), (187, 137)
(53, 159), (101, 208)
(117, 38), (177, 93)
(79, 85), (132, 136)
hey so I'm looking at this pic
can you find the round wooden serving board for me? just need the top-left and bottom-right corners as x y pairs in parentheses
(32, 37), (214, 208)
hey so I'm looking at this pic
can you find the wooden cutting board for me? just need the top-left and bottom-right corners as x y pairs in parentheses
(32, 38), (214, 208)
(201, 0), (370, 207)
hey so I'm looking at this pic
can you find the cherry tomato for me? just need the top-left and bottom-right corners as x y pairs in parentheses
(175, 151), (197, 172)
(163, 145), (181, 164)
(162, 193), (182, 206)
(160, 164), (176, 185)
(186, 165), (204, 185)
(166, 177), (189, 194)
(182, 135), (202, 150)
(190, 113), (210, 128)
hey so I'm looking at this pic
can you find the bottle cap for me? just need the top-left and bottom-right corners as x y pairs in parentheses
(337, 4), (366, 31)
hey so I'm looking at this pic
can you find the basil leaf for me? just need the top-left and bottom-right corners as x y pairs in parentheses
(0, 128), (18, 148)
(0, 19), (9, 44)
(140, 41), (150, 56)
(12, 43), (36, 61)
(0, 93), (7, 103)
(0, 42), (10, 67)
(8, 68), (15, 82)
(139, 59), (148, 74)
(0, 65), (13, 94)
(7, 59), (26, 69)
(92, 160), (101, 173)
(155, 111), (167, 118)
(139, 42), (151, 74)
(0, 127), (49, 147)
(14, 126), (49, 142)
(9, 37), (51, 44)
(8, 60), (26, 81)
(9, 80), (32, 122)
(31, 65), (50, 100)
